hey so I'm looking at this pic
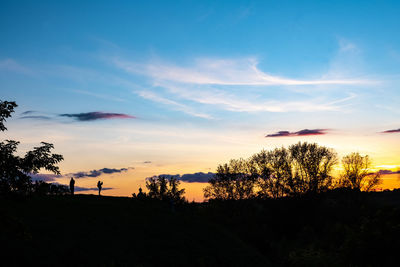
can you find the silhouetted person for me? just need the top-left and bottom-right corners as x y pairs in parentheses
(137, 187), (145, 199)
(69, 177), (75, 195)
(97, 180), (103, 196)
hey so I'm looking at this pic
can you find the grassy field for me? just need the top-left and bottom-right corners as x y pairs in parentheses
(2, 190), (400, 266)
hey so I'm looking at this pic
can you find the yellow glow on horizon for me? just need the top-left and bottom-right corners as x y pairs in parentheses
(9, 120), (399, 201)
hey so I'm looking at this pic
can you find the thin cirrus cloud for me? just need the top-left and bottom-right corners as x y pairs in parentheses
(112, 55), (365, 117)
(381, 128), (400, 134)
(59, 112), (136, 121)
(153, 82), (357, 113)
(20, 115), (52, 120)
(136, 90), (212, 119)
(21, 110), (36, 115)
(114, 57), (370, 86)
(0, 58), (33, 75)
(266, 129), (328, 137)
(20, 110), (52, 120)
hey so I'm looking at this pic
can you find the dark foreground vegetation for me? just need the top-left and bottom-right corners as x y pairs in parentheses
(2, 190), (400, 266)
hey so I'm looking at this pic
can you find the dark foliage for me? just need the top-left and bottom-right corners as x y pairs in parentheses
(204, 158), (256, 200)
(0, 100), (17, 131)
(0, 100), (64, 195)
(146, 175), (186, 203)
(204, 142), (338, 200)
(338, 152), (381, 191)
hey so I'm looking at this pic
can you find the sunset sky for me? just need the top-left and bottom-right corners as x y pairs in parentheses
(1, 0), (399, 201)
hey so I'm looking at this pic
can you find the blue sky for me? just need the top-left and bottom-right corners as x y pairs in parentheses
(1, 0), (400, 198)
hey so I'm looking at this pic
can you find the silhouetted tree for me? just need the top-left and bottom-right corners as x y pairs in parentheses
(338, 152), (381, 191)
(0, 100), (64, 195)
(49, 183), (70, 195)
(0, 100), (17, 131)
(32, 180), (69, 196)
(204, 142), (338, 200)
(289, 142), (338, 194)
(204, 158), (256, 200)
(249, 148), (293, 198)
(146, 176), (185, 202)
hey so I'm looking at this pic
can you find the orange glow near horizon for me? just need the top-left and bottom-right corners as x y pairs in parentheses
(9, 121), (399, 202)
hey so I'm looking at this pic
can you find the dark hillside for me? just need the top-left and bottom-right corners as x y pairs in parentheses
(1, 195), (269, 267)
(2, 190), (400, 266)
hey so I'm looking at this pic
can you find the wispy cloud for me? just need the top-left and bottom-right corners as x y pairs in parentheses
(266, 129), (328, 137)
(60, 112), (136, 121)
(115, 57), (370, 86)
(109, 41), (373, 118)
(154, 82), (357, 113)
(110, 52), (366, 117)
(338, 38), (359, 53)
(72, 89), (126, 102)
(136, 90), (213, 119)
(19, 111), (52, 120)
(0, 58), (33, 75)
(21, 110), (36, 115)
(381, 128), (400, 134)
(20, 115), (52, 120)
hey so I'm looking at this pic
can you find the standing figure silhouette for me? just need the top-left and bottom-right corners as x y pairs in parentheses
(69, 177), (75, 195)
(137, 187), (145, 199)
(97, 180), (103, 196)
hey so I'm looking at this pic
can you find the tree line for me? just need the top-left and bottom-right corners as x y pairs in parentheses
(204, 143), (381, 200)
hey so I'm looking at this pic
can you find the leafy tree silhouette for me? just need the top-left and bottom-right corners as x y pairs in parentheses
(204, 142), (338, 200)
(146, 175), (185, 203)
(338, 152), (381, 191)
(249, 148), (292, 198)
(204, 158), (256, 200)
(0, 100), (64, 195)
(288, 142), (337, 194)
(0, 100), (17, 131)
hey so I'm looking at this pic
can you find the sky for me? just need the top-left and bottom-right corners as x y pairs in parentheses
(1, 0), (400, 201)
